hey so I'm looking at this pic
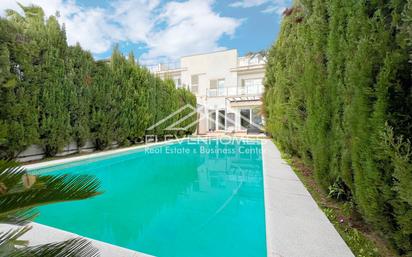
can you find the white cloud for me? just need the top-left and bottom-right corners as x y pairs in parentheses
(0, 0), (241, 62)
(229, 0), (289, 14)
(0, 0), (123, 54)
(63, 7), (122, 53)
(109, 0), (160, 42)
(141, 0), (241, 63)
(261, 4), (287, 15)
(230, 0), (268, 8)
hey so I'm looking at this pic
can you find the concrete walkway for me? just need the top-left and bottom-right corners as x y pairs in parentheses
(262, 139), (354, 257)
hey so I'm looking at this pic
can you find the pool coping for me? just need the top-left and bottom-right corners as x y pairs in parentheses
(0, 223), (153, 257)
(261, 139), (354, 257)
(23, 138), (188, 171)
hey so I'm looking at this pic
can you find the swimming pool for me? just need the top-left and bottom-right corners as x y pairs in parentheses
(33, 139), (267, 257)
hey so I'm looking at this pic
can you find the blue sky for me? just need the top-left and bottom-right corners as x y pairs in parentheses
(1, 0), (291, 64)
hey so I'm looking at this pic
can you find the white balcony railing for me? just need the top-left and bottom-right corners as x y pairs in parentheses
(146, 62), (181, 73)
(207, 84), (263, 97)
(238, 55), (266, 67)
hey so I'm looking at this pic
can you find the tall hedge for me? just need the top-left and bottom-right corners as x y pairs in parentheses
(264, 0), (412, 254)
(0, 5), (196, 157)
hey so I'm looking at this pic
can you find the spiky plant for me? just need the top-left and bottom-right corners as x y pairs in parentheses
(0, 160), (101, 256)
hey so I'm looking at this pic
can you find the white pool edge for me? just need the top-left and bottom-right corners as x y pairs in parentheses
(261, 139), (354, 257)
(0, 223), (153, 257)
(23, 138), (188, 170)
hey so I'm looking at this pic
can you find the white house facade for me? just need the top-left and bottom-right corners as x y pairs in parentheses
(148, 49), (265, 135)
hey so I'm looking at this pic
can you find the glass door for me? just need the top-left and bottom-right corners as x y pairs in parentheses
(208, 110), (216, 131)
(252, 107), (263, 126)
(226, 113), (235, 131)
(218, 110), (226, 130)
(240, 109), (251, 130)
(217, 79), (225, 96)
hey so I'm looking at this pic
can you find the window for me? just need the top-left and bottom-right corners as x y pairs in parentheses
(209, 80), (217, 96)
(218, 79), (225, 96)
(241, 78), (263, 95)
(191, 75), (199, 85)
(252, 107), (263, 127)
(240, 109), (251, 129)
(218, 110), (226, 130)
(209, 80), (217, 89)
(208, 110), (216, 131)
(240, 80), (246, 95)
(209, 79), (225, 96)
(191, 74), (199, 94)
(227, 113), (235, 131)
(173, 76), (181, 88)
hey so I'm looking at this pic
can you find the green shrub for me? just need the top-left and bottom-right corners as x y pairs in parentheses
(264, 0), (412, 254)
(0, 5), (196, 157)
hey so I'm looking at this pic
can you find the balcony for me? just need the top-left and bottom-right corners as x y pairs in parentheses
(146, 62), (183, 73)
(238, 55), (266, 67)
(231, 55), (266, 73)
(207, 84), (263, 98)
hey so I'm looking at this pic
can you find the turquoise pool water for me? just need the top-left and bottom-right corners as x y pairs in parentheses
(34, 139), (266, 257)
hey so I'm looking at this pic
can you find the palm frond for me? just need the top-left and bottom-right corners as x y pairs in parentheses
(0, 209), (39, 225)
(0, 159), (19, 174)
(0, 227), (99, 257)
(0, 159), (101, 218)
(9, 238), (99, 257)
(0, 160), (101, 256)
(0, 226), (31, 256)
(0, 174), (101, 217)
(0, 164), (27, 193)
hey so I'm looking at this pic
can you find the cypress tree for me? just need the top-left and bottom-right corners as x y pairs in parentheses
(66, 44), (94, 148)
(1, 17), (199, 257)
(89, 61), (118, 150)
(0, 4), (197, 153)
(37, 16), (71, 156)
(264, 0), (412, 253)
(0, 17), (39, 158)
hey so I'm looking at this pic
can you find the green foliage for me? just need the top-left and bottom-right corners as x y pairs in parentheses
(0, 16), (39, 158)
(0, 160), (100, 224)
(328, 177), (351, 201)
(0, 5), (196, 157)
(0, 160), (100, 256)
(323, 207), (380, 257)
(176, 87), (197, 135)
(7, 237), (99, 257)
(264, 0), (412, 254)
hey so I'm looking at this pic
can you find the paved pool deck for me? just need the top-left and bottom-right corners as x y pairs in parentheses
(0, 223), (152, 257)
(1, 137), (354, 257)
(262, 139), (354, 257)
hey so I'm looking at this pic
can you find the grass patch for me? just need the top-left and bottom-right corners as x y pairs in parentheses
(280, 153), (399, 257)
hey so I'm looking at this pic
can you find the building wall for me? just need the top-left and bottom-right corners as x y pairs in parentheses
(180, 50), (238, 134)
(154, 49), (265, 134)
(181, 49), (238, 97)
